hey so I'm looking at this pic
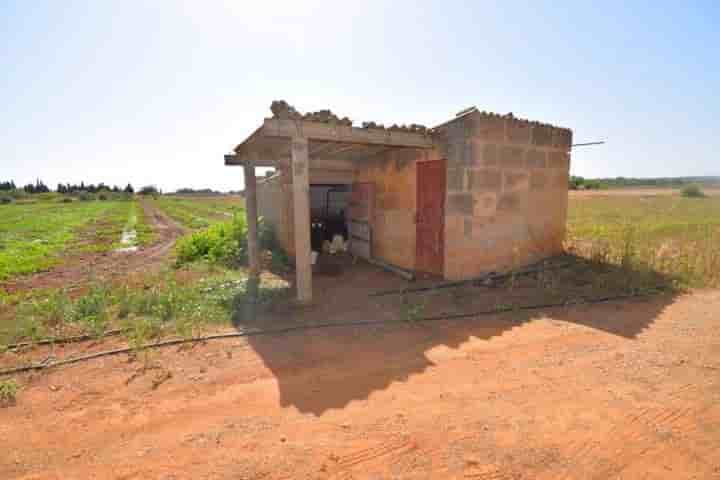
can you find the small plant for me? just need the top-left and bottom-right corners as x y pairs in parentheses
(123, 316), (163, 366)
(400, 294), (426, 322)
(0, 379), (19, 407)
(72, 285), (111, 337)
(13, 306), (49, 343)
(681, 184), (706, 198)
(0, 196), (12, 204)
(494, 301), (514, 312)
(619, 224), (638, 270)
(43, 290), (73, 327)
(115, 285), (136, 319)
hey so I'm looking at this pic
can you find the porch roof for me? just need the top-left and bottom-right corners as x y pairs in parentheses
(225, 116), (435, 168)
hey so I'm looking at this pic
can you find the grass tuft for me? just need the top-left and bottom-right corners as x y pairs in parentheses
(0, 379), (19, 406)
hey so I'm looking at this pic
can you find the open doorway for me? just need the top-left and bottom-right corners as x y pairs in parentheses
(309, 184), (350, 252)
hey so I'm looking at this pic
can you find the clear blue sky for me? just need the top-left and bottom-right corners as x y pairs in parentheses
(1, 1), (718, 191)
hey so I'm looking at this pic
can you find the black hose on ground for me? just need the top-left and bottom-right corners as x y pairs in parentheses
(5, 329), (126, 351)
(0, 291), (660, 377)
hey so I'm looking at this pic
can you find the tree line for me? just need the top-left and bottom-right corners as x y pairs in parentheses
(0, 180), (135, 194)
(570, 175), (720, 190)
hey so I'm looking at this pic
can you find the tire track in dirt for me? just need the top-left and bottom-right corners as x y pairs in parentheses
(559, 400), (717, 479)
(1, 199), (185, 294)
(327, 436), (418, 477)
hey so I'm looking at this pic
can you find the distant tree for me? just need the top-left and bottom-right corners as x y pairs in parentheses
(681, 184), (706, 198)
(0, 181), (16, 191)
(175, 188), (219, 195)
(23, 179), (49, 194)
(112, 185), (120, 193)
(124, 183), (135, 194)
(138, 185), (161, 196)
(569, 176), (585, 190)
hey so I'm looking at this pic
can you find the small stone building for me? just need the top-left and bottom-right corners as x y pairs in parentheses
(225, 102), (572, 302)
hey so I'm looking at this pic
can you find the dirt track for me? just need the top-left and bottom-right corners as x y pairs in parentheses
(1, 200), (184, 294)
(2, 289), (719, 479)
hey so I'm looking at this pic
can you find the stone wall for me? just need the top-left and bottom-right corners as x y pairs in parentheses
(437, 111), (572, 280)
(355, 149), (420, 271)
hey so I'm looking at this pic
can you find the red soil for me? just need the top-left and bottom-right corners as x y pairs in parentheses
(2, 288), (719, 479)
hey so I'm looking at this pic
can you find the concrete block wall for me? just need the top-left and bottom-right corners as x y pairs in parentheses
(437, 111), (572, 280)
(256, 169), (295, 256)
(355, 149), (420, 271)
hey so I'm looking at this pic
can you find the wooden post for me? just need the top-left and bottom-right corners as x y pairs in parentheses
(244, 162), (260, 275)
(291, 137), (312, 303)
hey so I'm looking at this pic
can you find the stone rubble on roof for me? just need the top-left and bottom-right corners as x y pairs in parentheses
(269, 100), (569, 136)
(270, 100), (428, 133)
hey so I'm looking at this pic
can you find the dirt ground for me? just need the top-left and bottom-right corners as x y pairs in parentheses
(0, 200), (184, 294)
(2, 260), (719, 479)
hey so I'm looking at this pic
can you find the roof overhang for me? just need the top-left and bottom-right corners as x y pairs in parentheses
(225, 117), (435, 167)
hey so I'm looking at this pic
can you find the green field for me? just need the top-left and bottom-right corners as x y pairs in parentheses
(567, 195), (720, 287)
(152, 195), (244, 229)
(0, 199), (149, 280)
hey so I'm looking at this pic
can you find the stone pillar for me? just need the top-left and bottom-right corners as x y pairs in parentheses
(291, 137), (312, 303)
(244, 162), (260, 275)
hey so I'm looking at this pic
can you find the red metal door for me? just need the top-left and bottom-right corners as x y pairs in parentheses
(416, 160), (446, 276)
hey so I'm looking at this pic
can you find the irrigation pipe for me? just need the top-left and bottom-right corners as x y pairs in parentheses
(5, 329), (126, 351)
(368, 262), (571, 297)
(0, 291), (660, 377)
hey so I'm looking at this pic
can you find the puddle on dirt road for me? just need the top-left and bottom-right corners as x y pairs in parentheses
(115, 229), (139, 253)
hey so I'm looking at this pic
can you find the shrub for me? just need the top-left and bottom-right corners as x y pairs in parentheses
(174, 214), (290, 271)
(0, 379), (19, 406)
(175, 214), (247, 266)
(681, 184), (706, 198)
(0, 196), (12, 204)
(60, 197), (73, 203)
(98, 193), (108, 201)
(78, 192), (94, 201)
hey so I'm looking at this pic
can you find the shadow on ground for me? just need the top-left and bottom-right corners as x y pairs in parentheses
(234, 254), (680, 415)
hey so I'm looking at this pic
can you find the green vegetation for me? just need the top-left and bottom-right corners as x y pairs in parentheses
(0, 199), (133, 279)
(0, 379), (19, 406)
(153, 195), (243, 229)
(0, 195), (158, 280)
(567, 195), (720, 288)
(124, 201), (156, 246)
(591, 176), (720, 189)
(568, 176), (720, 190)
(0, 268), (290, 348)
(175, 213), (288, 270)
(681, 184), (706, 198)
(569, 176), (605, 190)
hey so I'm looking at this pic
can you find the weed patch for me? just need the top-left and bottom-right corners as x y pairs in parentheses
(567, 195), (720, 288)
(0, 379), (19, 406)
